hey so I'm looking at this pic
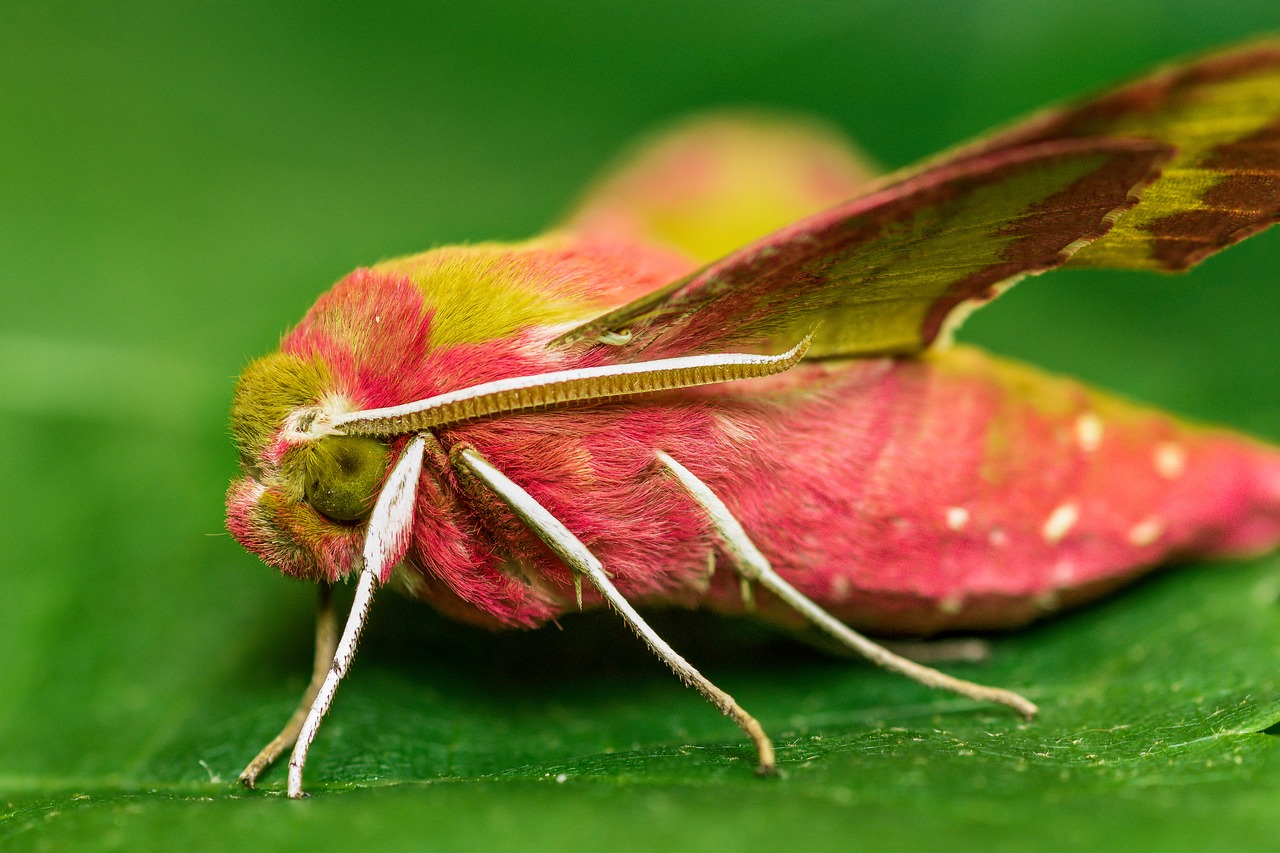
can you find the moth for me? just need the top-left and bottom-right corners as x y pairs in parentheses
(227, 39), (1280, 797)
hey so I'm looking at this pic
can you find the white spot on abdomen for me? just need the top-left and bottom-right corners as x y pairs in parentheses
(938, 595), (964, 615)
(830, 575), (851, 602)
(1154, 442), (1186, 480)
(1127, 517), (1165, 546)
(1042, 503), (1079, 544)
(1075, 413), (1103, 452)
(945, 506), (970, 531)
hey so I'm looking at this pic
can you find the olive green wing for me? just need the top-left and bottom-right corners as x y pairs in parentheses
(556, 139), (1171, 359)
(922, 38), (1280, 271)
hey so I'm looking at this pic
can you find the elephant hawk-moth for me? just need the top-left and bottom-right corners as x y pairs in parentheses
(226, 39), (1280, 797)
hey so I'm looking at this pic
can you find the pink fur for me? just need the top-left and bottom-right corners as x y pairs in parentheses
(423, 352), (1280, 634)
(229, 240), (1280, 635)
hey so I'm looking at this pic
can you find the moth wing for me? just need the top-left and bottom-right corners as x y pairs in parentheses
(556, 138), (1171, 359)
(920, 39), (1280, 271)
(563, 113), (879, 267)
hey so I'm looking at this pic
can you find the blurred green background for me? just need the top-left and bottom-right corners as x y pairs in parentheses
(3, 2), (1280, 850)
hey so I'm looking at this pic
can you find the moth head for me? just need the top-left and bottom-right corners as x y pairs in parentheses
(225, 350), (392, 583)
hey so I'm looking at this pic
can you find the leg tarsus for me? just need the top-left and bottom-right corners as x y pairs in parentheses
(238, 583), (338, 789)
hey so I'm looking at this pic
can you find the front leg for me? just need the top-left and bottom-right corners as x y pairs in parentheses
(238, 583), (338, 788)
(452, 444), (777, 775)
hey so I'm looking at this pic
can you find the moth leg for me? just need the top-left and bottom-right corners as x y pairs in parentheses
(237, 582), (338, 788)
(452, 444), (777, 775)
(287, 565), (379, 798)
(655, 451), (1038, 720)
(286, 434), (427, 798)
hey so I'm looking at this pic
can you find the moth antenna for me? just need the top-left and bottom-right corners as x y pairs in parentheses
(655, 450), (1040, 720)
(330, 337), (811, 437)
(452, 443), (777, 775)
(287, 435), (427, 798)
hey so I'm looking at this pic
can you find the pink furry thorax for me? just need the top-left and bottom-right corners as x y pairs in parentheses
(227, 238), (696, 592)
(282, 239), (693, 413)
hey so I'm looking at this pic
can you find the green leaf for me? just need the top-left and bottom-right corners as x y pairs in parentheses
(3, 2), (1280, 851)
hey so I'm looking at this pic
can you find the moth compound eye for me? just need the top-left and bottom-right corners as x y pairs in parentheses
(303, 435), (390, 522)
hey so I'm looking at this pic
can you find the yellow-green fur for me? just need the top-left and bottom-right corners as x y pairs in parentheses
(231, 354), (332, 459)
(375, 239), (603, 350)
